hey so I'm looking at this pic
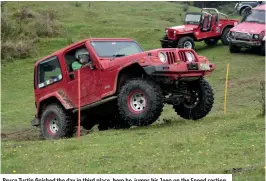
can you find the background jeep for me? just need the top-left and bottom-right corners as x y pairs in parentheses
(160, 8), (239, 50)
(235, 1), (265, 16)
(32, 38), (216, 140)
(228, 4), (265, 55)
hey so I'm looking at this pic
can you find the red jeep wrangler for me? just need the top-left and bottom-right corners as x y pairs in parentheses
(160, 8), (239, 49)
(32, 38), (216, 140)
(228, 4), (265, 55)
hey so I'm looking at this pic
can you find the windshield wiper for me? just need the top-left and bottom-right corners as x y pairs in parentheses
(112, 54), (125, 57)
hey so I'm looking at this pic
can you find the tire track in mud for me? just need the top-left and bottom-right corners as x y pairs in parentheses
(1, 128), (43, 142)
(1, 127), (94, 142)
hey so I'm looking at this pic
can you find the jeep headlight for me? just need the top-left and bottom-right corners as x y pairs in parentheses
(165, 29), (168, 33)
(185, 52), (195, 62)
(231, 32), (235, 37)
(253, 34), (259, 39)
(159, 52), (167, 63)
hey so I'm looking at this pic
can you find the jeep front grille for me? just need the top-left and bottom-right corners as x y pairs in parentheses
(178, 52), (188, 62)
(167, 30), (175, 39)
(235, 32), (251, 41)
(166, 52), (176, 64)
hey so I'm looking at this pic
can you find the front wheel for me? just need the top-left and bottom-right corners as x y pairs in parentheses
(117, 78), (164, 126)
(173, 78), (214, 120)
(177, 36), (195, 49)
(221, 27), (231, 45)
(40, 104), (76, 140)
(260, 42), (265, 56)
(229, 44), (241, 53)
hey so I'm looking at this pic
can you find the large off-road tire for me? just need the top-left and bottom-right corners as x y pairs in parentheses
(221, 27), (231, 45)
(161, 35), (169, 48)
(40, 104), (76, 140)
(229, 44), (241, 53)
(173, 78), (214, 120)
(204, 39), (218, 46)
(177, 36), (195, 49)
(117, 78), (164, 126)
(260, 42), (265, 56)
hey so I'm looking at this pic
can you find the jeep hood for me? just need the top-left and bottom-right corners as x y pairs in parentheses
(167, 25), (199, 32)
(230, 22), (265, 34)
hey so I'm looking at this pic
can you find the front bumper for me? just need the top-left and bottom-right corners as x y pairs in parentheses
(229, 37), (262, 47)
(143, 62), (215, 79)
(160, 39), (176, 47)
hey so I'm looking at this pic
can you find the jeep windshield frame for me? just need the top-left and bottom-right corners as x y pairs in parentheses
(90, 41), (144, 58)
(184, 12), (202, 25)
(242, 9), (265, 24)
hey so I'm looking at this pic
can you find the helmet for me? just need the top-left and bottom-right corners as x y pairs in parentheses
(75, 48), (89, 64)
(75, 48), (89, 59)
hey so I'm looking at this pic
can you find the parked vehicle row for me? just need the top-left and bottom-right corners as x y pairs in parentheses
(160, 5), (265, 56)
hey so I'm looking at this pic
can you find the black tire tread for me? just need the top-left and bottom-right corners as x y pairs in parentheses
(260, 42), (265, 56)
(229, 44), (241, 53)
(221, 27), (231, 45)
(117, 78), (164, 126)
(173, 78), (214, 120)
(177, 36), (195, 49)
(40, 103), (75, 139)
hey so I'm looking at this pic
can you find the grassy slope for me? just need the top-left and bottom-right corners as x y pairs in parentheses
(1, 2), (265, 180)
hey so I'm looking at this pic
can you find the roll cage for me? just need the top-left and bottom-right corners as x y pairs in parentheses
(201, 8), (228, 19)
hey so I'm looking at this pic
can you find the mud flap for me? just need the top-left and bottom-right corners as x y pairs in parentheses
(31, 117), (40, 126)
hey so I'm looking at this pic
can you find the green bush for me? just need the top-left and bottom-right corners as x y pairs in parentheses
(1, 5), (62, 62)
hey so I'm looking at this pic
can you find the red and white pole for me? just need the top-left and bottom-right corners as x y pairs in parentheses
(77, 69), (81, 138)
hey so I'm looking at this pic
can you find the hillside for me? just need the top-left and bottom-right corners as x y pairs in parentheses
(1, 2), (265, 180)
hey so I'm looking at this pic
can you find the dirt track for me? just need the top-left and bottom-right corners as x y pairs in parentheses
(1, 127), (91, 142)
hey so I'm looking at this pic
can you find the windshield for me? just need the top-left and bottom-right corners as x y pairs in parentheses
(185, 14), (202, 24)
(243, 10), (265, 24)
(91, 41), (144, 58)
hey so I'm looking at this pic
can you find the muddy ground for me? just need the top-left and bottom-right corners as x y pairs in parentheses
(1, 127), (92, 142)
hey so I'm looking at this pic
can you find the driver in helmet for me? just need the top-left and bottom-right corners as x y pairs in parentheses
(71, 48), (92, 70)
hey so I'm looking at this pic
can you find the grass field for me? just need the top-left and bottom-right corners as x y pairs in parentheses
(1, 1), (265, 180)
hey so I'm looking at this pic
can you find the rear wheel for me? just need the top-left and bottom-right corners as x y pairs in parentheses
(229, 44), (241, 53)
(204, 39), (218, 46)
(177, 36), (195, 49)
(173, 78), (214, 120)
(40, 104), (75, 140)
(118, 78), (164, 126)
(221, 27), (231, 45)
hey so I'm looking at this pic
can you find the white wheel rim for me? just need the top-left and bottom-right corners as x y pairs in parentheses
(184, 41), (192, 49)
(49, 118), (59, 134)
(130, 92), (146, 112)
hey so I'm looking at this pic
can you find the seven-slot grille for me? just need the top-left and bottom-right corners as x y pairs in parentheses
(178, 51), (188, 62)
(166, 52), (176, 64)
(234, 32), (251, 41)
